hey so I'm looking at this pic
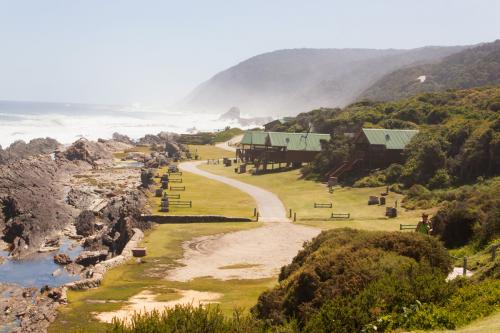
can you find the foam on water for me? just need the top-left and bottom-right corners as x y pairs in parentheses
(0, 102), (243, 147)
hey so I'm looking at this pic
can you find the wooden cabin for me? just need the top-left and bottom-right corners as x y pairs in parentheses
(237, 131), (330, 171)
(327, 128), (418, 179)
(354, 128), (419, 168)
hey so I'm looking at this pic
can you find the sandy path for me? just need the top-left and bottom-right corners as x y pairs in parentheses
(166, 159), (320, 281)
(94, 289), (222, 324)
(215, 134), (243, 152)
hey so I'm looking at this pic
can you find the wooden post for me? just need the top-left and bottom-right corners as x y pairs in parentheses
(289, 208), (292, 218)
(463, 256), (468, 276)
(256, 212), (259, 222)
(293, 212), (297, 222)
(253, 208), (257, 217)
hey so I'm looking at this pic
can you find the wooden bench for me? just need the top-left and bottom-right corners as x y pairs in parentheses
(170, 186), (186, 191)
(314, 203), (333, 208)
(330, 213), (350, 219)
(169, 178), (183, 183)
(169, 200), (192, 208)
(168, 171), (182, 176)
(163, 194), (180, 199)
(400, 224), (417, 230)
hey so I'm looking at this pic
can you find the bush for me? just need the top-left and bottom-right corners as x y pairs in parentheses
(353, 172), (386, 187)
(431, 201), (482, 248)
(109, 304), (264, 333)
(253, 229), (452, 328)
(385, 164), (404, 183)
(428, 169), (452, 189)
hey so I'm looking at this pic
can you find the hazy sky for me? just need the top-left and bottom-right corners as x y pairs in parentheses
(0, 0), (499, 107)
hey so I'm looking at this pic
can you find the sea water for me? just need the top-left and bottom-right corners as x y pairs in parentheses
(0, 100), (243, 147)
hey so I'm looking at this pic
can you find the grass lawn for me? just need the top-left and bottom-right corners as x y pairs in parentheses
(187, 144), (235, 160)
(200, 163), (433, 232)
(147, 163), (255, 218)
(50, 222), (273, 333)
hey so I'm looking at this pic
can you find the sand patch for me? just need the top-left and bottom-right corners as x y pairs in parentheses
(166, 222), (319, 281)
(94, 289), (222, 324)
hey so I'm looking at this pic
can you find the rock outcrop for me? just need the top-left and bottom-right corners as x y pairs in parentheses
(0, 284), (66, 333)
(75, 250), (108, 266)
(75, 210), (96, 237)
(0, 138), (60, 165)
(53, 253), (72, 265)
(0, 156), (78, 257)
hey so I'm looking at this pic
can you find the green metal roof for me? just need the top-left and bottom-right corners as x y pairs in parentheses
(362, 128), (419, 150)
(240, 131), (329, 151)
(240, 131), (268, 146)
(268, 132), (330, 151)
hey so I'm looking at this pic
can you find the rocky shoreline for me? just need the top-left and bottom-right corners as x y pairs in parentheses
(0, 132), (183, 332)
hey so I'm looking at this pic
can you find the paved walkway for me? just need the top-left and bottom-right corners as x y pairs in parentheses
(180, 160), (288, 222)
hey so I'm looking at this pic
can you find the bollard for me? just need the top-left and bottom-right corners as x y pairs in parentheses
(293, 212), (297, 222)
(256, 212), (259, 222)
(289, 208), (292, 218)
(463, 256), (468, 276)
(253, 208), (257, 217)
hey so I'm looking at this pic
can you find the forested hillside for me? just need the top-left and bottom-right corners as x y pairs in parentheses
(361, 40), (500, 101)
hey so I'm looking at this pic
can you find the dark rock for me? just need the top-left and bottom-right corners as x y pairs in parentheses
(0, 137), (60, 165)
(53, 253), (72, 265)
(75, 250), (108, 266)
(44, 236), (60, 247)
(75, 210), (96, 237)
(112, 132), (134, 145)
(61, 138), (112, 164)
(0, 156), (76, 257)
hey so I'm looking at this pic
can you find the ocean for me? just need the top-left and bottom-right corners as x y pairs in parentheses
(0, 100), (240, 147)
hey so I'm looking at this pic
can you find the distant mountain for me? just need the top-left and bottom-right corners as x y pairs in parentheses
(180, 46), (466, 116)
(361, 40), (500, 101)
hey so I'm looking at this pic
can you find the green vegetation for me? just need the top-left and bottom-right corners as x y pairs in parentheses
(277, 86), (500, 187)
(178, 128), (243, 145)
(361, 40), (500, 102)
(253, 229), (499, 332)
(108, 229), (500, 333)
(109, 305), (263, 333)
(187, 144), (234, 160)
(50, 222), (272, 332)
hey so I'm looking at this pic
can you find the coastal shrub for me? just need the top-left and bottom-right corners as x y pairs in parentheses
(428, 169), (452, 189)
(431, 201), (481, 248)
(109, 304), (265, 333)
(253, 229), (452, 328)
(353, 171), (386, 187)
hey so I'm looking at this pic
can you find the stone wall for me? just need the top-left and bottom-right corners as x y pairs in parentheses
(141, 214), (253, 223)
